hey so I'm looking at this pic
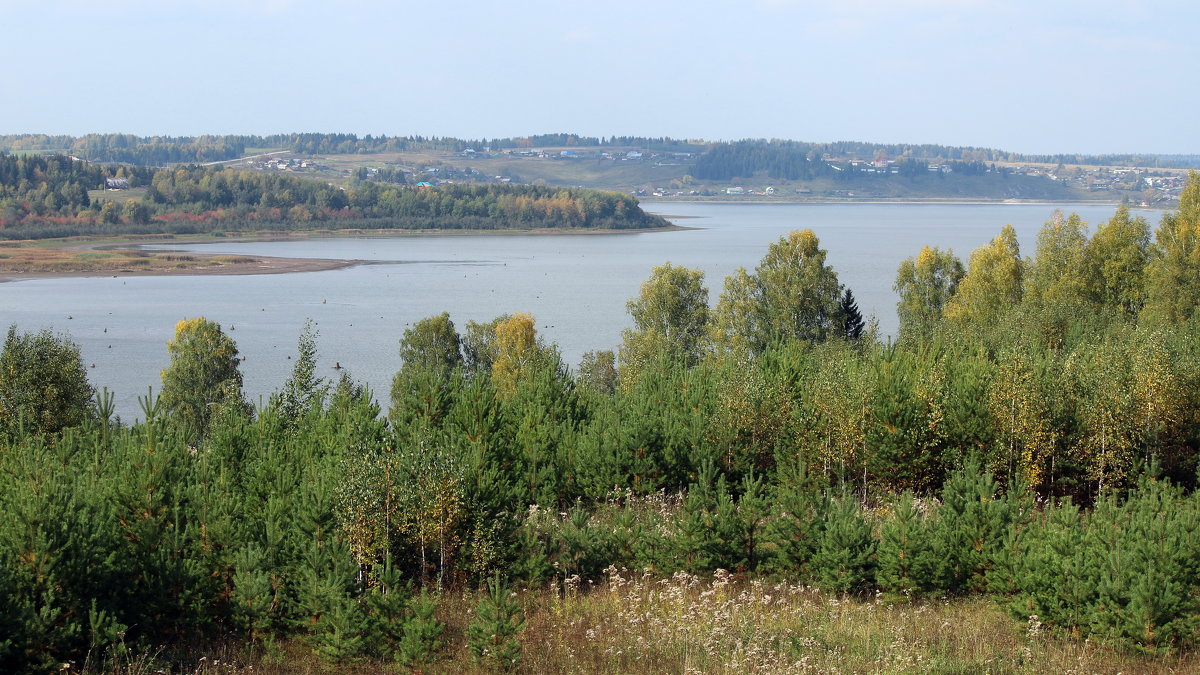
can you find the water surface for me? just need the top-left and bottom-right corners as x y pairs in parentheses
(1, 202), (1157, 420)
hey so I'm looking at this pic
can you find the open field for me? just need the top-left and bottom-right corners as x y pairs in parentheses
(87, 187), (149, 204)
(257, 150), (1129, 202)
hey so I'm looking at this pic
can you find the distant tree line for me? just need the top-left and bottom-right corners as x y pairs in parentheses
(0, 133), (709, 165)
(15, 133), (1188, 171)
(692, 139), (1200, 170)
(689, 141), (1012, 181)
(0, 154), (667, 238)
(0, 134), (247, 165)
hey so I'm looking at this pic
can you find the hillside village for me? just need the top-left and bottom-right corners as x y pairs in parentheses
(106, 141), (1191, 206)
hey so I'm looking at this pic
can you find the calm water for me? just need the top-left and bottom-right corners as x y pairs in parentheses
(1, 202), (1159, 420)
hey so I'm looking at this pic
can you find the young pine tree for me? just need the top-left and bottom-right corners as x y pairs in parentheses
(875, 492), (939, 598)
(468, 574), (524, 671)
(812, 494), (876, 593)
(397, 592), (444, 667)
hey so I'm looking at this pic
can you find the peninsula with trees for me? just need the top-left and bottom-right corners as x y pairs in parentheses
(0, 152), (671, 275)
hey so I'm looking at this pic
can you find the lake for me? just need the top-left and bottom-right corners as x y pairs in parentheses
(0, 202), (1160, 421)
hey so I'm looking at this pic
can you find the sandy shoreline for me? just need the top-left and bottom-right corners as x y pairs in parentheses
(0, 256), (360, 283)
(0, 225), (689, 282)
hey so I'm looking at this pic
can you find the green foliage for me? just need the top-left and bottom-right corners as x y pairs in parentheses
(270, 319), (328, 427)
(1024, 210), (1090, 310)
(576, 349), (618, 395)
(944, 225), (1023, 326)
(468, 574), (525, 671)
(999, 475), (1200, 651)
(711, 229), (843, 355)
(875, 492), (940, 598)
(894, 245), (964, 342)
(1144, 171), (1200, 325)
(392, 313), (465, 426)
(0, 154), (668, 239)
(397, 591), (444, 666)
(619, 263), (709, 386)
(933, 462), (1014, 594)
(159, 317), (246, 436)
(0, 325), (95, 438)
(812, 494), (876, 593)
(761, 460), (826, 576)
(7, 186), (1200, 665)
(1084, 205), (1151, 317)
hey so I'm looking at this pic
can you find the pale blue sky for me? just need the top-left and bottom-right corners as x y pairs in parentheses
(2, 0), (1196, 154)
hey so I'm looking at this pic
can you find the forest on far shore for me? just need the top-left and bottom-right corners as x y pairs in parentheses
(0, 153), (668, 240)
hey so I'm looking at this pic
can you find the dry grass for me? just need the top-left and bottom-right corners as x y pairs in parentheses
(91, 570), (1197, 674)
(0, 244), (261, 274)
(502, 568), (1195, 674)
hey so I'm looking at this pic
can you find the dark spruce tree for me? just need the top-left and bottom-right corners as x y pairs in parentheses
(838, 287), (865, 340)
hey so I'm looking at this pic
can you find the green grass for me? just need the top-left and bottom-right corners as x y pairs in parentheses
(88, 187), (148, 204)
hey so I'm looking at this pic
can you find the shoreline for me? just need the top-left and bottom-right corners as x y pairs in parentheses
(640, 197), (1152, 207)
(0, 256), (360, 283)
(0, 224), (691, 282)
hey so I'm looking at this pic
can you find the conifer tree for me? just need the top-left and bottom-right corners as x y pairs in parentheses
(397, 592), (444, 667)
(761, 459), (826, 576)
(837, 287), (866, 340)
(812, 494), (875, 593)
(272, 319), (328, 427)
(933, 462), (1012, 594)
(876, 492), (938, 598)
(468, 574), (524, 671)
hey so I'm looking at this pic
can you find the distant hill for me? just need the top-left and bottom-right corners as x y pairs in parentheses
(1, 133), (1193, 205)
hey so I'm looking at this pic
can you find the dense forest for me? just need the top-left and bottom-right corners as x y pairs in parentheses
(688, 142), (1009, 181)
(4, 132), (1197, 170)
(1, 177), (1199, 671)
(0, 153), (668, 239)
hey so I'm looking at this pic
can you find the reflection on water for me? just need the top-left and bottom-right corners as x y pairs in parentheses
(0, 202), (1154, 420)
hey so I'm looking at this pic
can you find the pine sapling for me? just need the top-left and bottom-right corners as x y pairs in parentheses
(468, 574), (524, 671)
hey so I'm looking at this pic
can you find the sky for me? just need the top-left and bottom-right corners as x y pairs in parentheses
(2, 0), (1196, 155)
